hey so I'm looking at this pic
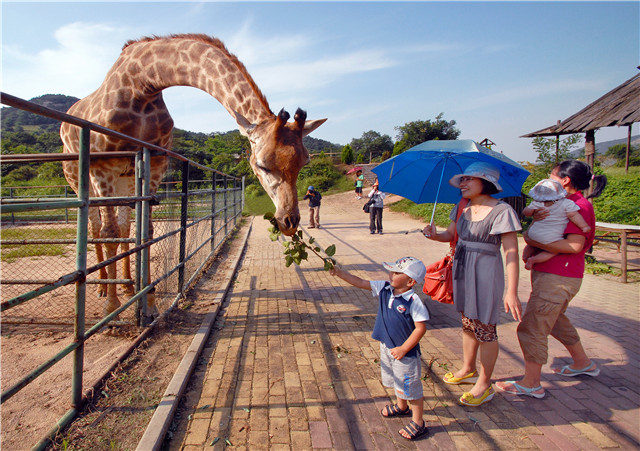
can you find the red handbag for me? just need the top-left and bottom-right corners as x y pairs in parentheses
(423, 198), (469, 304)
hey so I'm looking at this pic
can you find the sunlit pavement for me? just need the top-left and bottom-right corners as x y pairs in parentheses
(175, 191), (639, 450)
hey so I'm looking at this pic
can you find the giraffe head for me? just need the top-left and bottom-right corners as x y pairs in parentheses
(236, 108), (326, 236)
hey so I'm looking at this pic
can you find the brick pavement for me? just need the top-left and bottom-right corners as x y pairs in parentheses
(171, 191), (639, 450)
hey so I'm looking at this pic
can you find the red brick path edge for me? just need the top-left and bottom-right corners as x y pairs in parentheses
(152, 192), (640, 450)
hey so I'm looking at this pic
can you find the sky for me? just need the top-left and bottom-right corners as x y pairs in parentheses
(2, 1), (639, 163)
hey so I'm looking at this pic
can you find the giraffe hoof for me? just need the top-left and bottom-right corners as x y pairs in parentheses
(122, 285), (135, 296)
(104, 299), (121, 317)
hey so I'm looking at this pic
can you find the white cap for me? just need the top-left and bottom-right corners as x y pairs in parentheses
(382, 256), (426, 282)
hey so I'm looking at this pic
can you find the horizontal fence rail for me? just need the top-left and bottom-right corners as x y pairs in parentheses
(0, 92), (245, 450)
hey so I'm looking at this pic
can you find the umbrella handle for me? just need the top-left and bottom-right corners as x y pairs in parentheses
(429, 159), (448, 225)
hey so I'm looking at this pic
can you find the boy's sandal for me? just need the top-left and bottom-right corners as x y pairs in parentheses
(443, 370), (478, 385)
(553, 362), (600, 377)
(399, 420), (429, 441)
(381, 404), (412, 417)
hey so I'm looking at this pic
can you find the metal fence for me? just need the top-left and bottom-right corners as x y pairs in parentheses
(0, 92), (244, 449)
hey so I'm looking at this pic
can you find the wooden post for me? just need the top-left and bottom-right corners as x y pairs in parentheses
(621, 230), (628, 283)
(585, 130), (595, 198)
(626, 125), (631, 174)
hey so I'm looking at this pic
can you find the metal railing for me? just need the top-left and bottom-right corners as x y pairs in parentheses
(0, 92), (245, 450)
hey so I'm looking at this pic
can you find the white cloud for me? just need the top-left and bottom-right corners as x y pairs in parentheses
(458, 78), (608, 111)
(2, 22), (131, 99)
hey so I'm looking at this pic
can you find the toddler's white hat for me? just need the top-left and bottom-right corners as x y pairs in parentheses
(529, 178), (567, 201)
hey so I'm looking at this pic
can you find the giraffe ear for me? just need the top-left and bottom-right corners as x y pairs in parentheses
(302, 118), (328, 137)
(233, 111), (257, 136)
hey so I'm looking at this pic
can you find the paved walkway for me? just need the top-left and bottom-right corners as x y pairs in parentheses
(172, 191), (639, 450)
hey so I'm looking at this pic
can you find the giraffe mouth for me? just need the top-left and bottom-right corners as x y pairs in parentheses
(276, 212), (300, 236)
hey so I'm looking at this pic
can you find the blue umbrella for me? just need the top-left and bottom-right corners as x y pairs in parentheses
(372, 140), (530, 224)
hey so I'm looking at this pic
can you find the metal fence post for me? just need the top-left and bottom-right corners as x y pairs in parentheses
(140, 148), (151, 325)
(72, 126), (90, 411)
(224, 174), (228, 236)
(65, 185), (70, 224)
(135, 152), (143, 325)
(241, 176), (245, 218)
(178, 160), (189, 293)
(211, 172), (217, 252)
(10, 187), (15, 224)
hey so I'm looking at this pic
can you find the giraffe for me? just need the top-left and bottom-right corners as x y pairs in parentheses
(60, 34), (326, 316)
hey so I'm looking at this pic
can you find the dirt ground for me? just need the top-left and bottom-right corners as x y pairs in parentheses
(0, 221), (248, 451)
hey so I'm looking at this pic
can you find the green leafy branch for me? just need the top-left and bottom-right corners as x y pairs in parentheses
(264, 213), (337, 270)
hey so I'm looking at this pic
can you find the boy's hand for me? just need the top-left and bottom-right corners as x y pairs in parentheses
(389, 346), (407, 360)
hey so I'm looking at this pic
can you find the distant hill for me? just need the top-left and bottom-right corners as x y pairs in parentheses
(1, 94), (79, 132)
(572, 134), (640, 157)
(1, 94), (344, 152)
(302, 135), (343, 154)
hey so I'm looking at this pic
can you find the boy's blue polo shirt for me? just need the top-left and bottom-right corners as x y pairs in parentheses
(370, 281), (430, 358)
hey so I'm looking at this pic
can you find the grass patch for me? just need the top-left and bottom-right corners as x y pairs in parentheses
(388, 198), (456, 228)
(0, 227), (77, 240)
(1, 227), (76, 263)
(243, 192), (275, 217)
(242, 175), (356, 219)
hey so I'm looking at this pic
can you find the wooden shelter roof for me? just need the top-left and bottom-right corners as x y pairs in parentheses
(522, 71), (640, 137)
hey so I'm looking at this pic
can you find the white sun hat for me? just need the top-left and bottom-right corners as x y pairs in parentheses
(528, 178), (567, 201)
(449, 161), (503, 193)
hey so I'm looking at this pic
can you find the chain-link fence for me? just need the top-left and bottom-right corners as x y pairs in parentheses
(0, 92), (245, 450)
(1, 150), (243, 328)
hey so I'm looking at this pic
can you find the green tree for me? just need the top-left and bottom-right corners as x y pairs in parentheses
(521, 133), (583, 194)
(532, 134), (582, 173)
(341, 144), (354, 164)
(605, 143), (640, 167)
(350, 131), (393, 163)
(394, 113), (460, 154)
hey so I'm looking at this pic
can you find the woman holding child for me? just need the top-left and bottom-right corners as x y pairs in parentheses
(423, 161), (523, 406)
(496, 160), (607, 399)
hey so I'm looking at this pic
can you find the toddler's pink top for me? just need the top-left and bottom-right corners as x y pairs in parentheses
(533, 192), (595, 279)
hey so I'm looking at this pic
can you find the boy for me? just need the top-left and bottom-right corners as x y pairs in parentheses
(330, 257), (430, 441)
(303, 185), (322, 228)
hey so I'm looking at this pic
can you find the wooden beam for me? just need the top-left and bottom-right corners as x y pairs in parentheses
(585, 130), (596, 198)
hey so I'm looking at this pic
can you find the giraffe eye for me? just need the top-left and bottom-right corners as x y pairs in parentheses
(257, 163), (272, 174)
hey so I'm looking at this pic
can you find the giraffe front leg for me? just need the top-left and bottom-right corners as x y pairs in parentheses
(117, 205), (135, 296)
(100, 206), (121, 316)
(144, 213), (158, 318)
(89, 207), (108, 298)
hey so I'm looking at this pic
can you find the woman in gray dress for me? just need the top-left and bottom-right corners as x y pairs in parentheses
(422, 161), (522, 406)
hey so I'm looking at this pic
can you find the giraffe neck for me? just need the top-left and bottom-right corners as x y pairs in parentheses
(111, 35), (272, 125)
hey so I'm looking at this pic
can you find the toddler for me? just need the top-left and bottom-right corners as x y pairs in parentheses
(523, 179), (591, 270)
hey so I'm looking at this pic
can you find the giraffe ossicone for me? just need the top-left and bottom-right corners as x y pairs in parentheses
(60, 33), (326, 316)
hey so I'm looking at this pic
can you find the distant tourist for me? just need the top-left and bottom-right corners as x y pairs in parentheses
(355, 169), (364, 199)
(368, 179), (386, 235)
(303, 185), (322, 229)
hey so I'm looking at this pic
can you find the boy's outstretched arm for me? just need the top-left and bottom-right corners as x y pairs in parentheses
(329, 267), (371, 290)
